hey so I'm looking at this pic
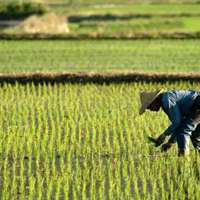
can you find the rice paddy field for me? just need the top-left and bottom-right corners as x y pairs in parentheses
(0, 81), (199, 199)
(69, 16), (200, 35)
(46, 0), (200, 5)
(1, 1), (200, 199)
(3, 3), (200, 38)
(0, 39), (200, 73)
(54, 4), (200, 15)
(50, 3), (200, 34)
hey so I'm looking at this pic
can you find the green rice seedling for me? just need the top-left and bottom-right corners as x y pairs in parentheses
(46, 179), (53, 200)
(1, 40), (200, 72)
(0, 82), (200, 199)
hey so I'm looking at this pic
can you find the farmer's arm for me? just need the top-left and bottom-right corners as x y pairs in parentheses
(163, 106), (181, 139)
(162, 93), (182, 143)
(153, 94), (181, 147)
(163, 109), (181, 145)
(156, 94), (182, 151)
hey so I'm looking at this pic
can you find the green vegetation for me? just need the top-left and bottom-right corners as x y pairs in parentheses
(4, 16), (200, 38)
(0, 1), (47, 20)
(69, 16), (200, 36)
(4, 0), (198, 5)
(2, 3), (200, 38)
(61, 4), (200, 36)
(53, 4), (200, 15)
(0, 1), (200, 199)
(46, 0), (200, 6)
(0, 82), (200, 199)
(0, 2), (199, 199)
(0, 39), (199, 73)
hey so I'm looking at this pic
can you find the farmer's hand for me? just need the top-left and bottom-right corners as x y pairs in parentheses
(161, 142), (173, 152)
(154, 134), (166, 147)
(147, 133), (166, 147)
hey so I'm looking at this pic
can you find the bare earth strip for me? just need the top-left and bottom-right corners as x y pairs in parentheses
(0, 71), (200, 84)
(1, 32), (200, 40)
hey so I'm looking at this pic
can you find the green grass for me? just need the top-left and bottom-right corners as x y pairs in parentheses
(53, 4), (200, 15)
(69, 16), (200, 35)
(1, 82), (200, 199)
(0, 39), (200, 73)
(45, 0), (200, 5)
(2, 3), (200, 38)
(4, 16), (200, 36)
(61, 4), (200, 36)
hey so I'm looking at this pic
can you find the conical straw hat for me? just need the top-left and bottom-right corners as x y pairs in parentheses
(139, 90), (162, 115)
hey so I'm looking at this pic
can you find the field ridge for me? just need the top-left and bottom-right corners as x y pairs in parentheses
(0, 71), (200, 84)
(68, 13), (200, 22)
(2, 32), (200, 40)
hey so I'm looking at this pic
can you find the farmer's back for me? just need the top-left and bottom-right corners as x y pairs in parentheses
(162, 90), (199, 116)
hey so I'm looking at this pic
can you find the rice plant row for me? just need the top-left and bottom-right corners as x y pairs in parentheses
(1, 40), (200, 73)
(0, 82), (200, 199)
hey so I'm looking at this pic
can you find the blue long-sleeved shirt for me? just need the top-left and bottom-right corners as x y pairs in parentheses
(161, 90), (199, 141)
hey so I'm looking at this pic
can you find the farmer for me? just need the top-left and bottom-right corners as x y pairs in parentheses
(139, 90), (200, 156)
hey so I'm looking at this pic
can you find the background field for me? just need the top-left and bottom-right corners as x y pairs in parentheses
(45, 0), (200, 4)
(50, 3), (200, 35)
(68, 16), (200, 36)
(0, 39), (199, 73)
(2, 3), (200, 37)
(5, 0), (200, 5)
(55, 4), (200, 37)
(53, 4), (200, 15)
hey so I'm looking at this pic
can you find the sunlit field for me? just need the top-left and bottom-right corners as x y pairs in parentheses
(0, 39), (200, 73)
(1, 82), (200, 199)
(1, 1), (200, 199)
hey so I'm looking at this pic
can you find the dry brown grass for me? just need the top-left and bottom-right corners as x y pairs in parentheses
(19, 13), (69, 34)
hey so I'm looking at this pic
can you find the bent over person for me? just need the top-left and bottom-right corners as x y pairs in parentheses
(139, 90), (200, 156)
